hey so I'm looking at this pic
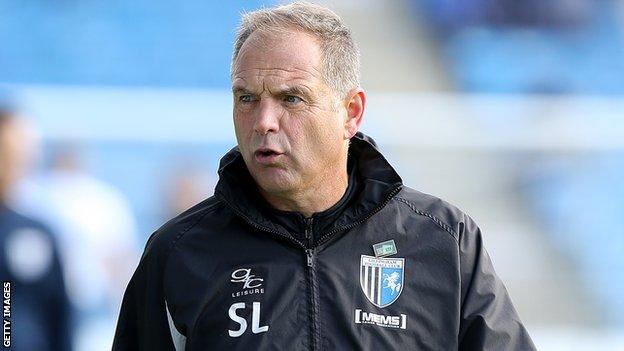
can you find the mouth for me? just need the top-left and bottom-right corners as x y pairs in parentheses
(253, 148), (284, 164)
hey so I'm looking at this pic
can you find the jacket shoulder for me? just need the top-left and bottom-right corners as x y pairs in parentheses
(392, 186), (472, 243)
(113, 198), (225, 350)
(142, 195), (225, 260)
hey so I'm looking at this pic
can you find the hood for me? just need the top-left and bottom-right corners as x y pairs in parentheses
(214, 132), (403, 245)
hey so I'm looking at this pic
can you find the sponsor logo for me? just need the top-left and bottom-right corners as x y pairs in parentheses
(360, 255), (404, 308)
(354, 309), (407, 330)
(228, 268), (269, 337)
(231, 268), (264, 298)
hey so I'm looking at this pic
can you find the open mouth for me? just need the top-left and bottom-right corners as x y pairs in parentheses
(254, 148), (283, 163)
(257, 149), (278, 157)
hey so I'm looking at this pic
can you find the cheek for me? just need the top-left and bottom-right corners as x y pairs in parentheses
(295, 113), (344, 164)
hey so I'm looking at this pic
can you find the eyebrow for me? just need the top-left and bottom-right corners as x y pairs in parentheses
(279, 86), (312, 100)
(231, 85), (314, 100)
(232, 86), (253, 95)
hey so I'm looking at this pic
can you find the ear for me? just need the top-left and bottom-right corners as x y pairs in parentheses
(343, 88), (366, 139)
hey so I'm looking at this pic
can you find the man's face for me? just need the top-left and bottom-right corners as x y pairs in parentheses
(0, 117), (35, 199)
(232, 30), (348, 196)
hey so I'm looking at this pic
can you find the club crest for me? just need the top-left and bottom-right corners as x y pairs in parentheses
(360, 255), (404, 308)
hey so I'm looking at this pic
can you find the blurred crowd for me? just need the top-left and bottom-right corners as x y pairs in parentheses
(0, 101), (215, 350)
(413, 0), (624, 94)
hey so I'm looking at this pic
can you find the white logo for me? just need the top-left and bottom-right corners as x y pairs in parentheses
(228, 302), (269, 337)
(354, 309), (407, 330)
(383, 271), (402, 296)
(230, 268), (265, 298)
(231, 268), (263, 289)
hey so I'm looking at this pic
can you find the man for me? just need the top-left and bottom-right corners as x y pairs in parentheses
(113, 2), (535, 350)
(0, 108), (72, 351)
(15, 145), (140, 350)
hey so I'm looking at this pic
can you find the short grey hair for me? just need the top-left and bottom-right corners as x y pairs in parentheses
(231, 1), (360, 99)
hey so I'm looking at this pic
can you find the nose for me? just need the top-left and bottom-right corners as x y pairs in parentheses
(253, 99), (280, 135)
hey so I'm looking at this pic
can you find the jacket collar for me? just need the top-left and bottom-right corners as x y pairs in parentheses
(214, 132), (403, 246)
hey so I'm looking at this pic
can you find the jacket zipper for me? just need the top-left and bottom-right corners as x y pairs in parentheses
(305, 217), (314, 249)
(305, 218), (320, 351)
(304, 218), (320, 351)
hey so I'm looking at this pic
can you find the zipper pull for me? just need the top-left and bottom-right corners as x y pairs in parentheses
(306, 249), (314, 267)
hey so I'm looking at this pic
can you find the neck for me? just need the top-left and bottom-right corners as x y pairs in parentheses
(259, 155), (349, 218)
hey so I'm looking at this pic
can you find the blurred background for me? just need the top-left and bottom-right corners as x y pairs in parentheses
(0, 0), (623, 349)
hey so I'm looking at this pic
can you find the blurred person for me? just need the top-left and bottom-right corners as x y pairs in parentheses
(163, 163), (215, 219)
(0, 109), (72, 351)
(13, 144), (140, 350)
(113, 2), (534, 350)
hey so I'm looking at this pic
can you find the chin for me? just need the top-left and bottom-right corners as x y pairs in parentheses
(254, 171), (297, 195)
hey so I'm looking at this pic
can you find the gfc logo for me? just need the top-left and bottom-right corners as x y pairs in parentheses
(231, 268), (264, 289)
(230, 268), (265, 298)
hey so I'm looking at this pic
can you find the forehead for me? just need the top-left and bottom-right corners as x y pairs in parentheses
(232, 29), (324, 87)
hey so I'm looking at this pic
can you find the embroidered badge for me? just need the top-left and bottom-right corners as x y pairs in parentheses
(360, 255), (404, 308)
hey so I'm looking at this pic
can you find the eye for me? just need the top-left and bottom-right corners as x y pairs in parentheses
(284, 95), (303, 104)
(239, 94), (254, 103)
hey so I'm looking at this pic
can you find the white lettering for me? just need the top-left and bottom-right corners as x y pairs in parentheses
(228, 302), (269, 337)
(354, 309), (407, 330)
(251, 302), (269, 334)
(2, 281), (9, 346)
(228, 303), (247, 337)
(231, 288), (265, 298)
(3, 320), (10, 346)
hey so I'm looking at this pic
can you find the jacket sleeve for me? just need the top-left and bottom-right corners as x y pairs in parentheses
(112, 232), (176, 351)
(457, 215), (536, 350)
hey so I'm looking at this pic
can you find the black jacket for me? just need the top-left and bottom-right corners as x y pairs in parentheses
(113, 132), (535, 350)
